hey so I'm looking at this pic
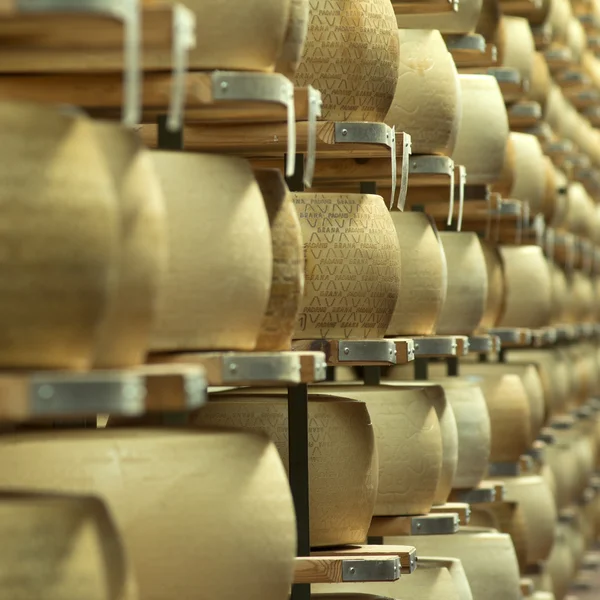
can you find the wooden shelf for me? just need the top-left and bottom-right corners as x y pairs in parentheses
(148, 351), (326, 386)
(429, 502), (471, 525)
(294, 555), (400, 584)
(0, 364), (206, 422)
(369, 513), (460, 536)
(392, 0), (457, 14)
(445, 34), (497, 68)
(450, 481), (504, 504)
(312, 545), (418, 575)
(487, 328), (533, 348)
(508, 101), (542, 129)
(292, 340), (410, 367)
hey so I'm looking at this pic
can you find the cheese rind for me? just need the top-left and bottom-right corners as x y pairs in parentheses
(509, 133), (546, 216)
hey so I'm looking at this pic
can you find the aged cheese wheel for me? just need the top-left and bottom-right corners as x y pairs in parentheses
(567, 271), (595, 324)
(565, 183), (595, 238)
(547, 526), (575, 600)
(0, 429), (296, 600)
(460, 364), (545, 442)
(384, 374), (491, 490)
(542, 157), (557, 222)
(388, 528), (522, 600)
(501, 17), (535, 87)
(195, 394), (376, 546)
(292, 193), (401, 339)
(475, 0), (501, 46)
(314, 557), (466, 599)
(468, 373), (531, 462)
(549, 0), (573, 44)
(92, 122), (166, 368)
(529, 564), (555, 594)
(386, 211), (447, 336)
(453, 75), (508, 184)
(150, 152), (271, 352)
(470, 502), (528, 570)
(497, 246), (552, 329)
(396, 0), (483, 33)
(544, 85), (566, 133)
(501, 476), (557, 565)
(385, 29), (461, 156)
(566, 17), (587, 64)
(509, 133), (546, 216)
(0, 102), (118, 369)
(294, 0), (399, 121)
(254, 170), (304, 351)
(275, 0), (309, 78)
(546, 436), (580, 509)
(479, 240), (505, 329)
(527, 52), (551, 110)
(436, 232), (488, 335)
(0, 492), (136, 600)
(309, 384), (443, 516)
(175, 0), (291, 72)
(490, 135), (515, 198)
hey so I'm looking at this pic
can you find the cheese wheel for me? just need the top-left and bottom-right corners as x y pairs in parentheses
(0, 102), (118, 369)
(175, 0), (291, 72)
(0, 493), (136, 600)
(453, 75), (509, 184)
(566, 17), (587, 64)
(396, 0), (483, 33)
(475, 0), (501, 46)
(565, 183), (595, 238)
(509, 133), (546, 216)
(549, 0), (573, 44)
(501, 476), (557, 565)
(459, 364), (545, 442)
(294, 0), (399, 121)
(544, 85), (566, 133)
(490, 135), (516, 198)
(195, 394), (377, 546)
(275, 0), (309, 78)
(313, 558), (464, 600)
(0, 429), (296, 600)
(436, 232), (488, 335)
(497, 246), (552, 329)
(527, 52), (551, 110)
(387, 528), (522, 600)
(529, 562), (555, 593)
(254, 170), (304, 351)
(309, 384), (443, 516)
(529, 0), (553, 25)
(292, 193), (401, 340)
(385, 29), (461, 156)
(546, 437), (580, 509)
(386, 211), (447, 336)
(91, 122), (167, 368)
(479, 240), (505, 329)
(150, 152), (271, 352)
(469, 373), (531, 462)
(501, 17), (535, 88)
(542, 157), (557, 222)
(547, 526), (575, 600)
(567, 271), (595, 324)
(470, 502), (528, 570)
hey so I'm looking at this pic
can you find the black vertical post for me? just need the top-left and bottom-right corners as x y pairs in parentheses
(414, 357), (429, 380)
(360, 181), (378, 194)
(447, 357), (459, 377)
(363, 366), (382, 385)
(288, 384), (311, 600)
(157, 115), (184, 150)
(285, 154), (306, 192)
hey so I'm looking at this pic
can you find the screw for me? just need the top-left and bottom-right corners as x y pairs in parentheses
(344, 347), (350, 355)
(220, 81), (228, 91)
(416, 522), (422, 529)
(349, 567), (355, 574)
(341, 128), (348, 136)
(229, 363), (237, 373)
(38, 385), (54, 400)
(414, 343), (419, 350)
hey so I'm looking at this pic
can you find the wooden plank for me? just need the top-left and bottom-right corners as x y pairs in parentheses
(392, 0), (456, 14)
(312, 545), (417, 574)
(429, 502), (471, 525)
(294, 555), (399, 584)
(449, 43), (497, 68)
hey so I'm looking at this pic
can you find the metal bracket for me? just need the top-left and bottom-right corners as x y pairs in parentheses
(468, 335), (499, 354)
(488, 67), (521, 85)
(488, 462), (521, 477)
(445, 33), (486, 53)
(509, 102), (542, 120)
(334, 122), (393, 146)
(304, 86), (323, 188)
(398, 133), (412, 211)
(409, 513), (460, 535)
(390, 126), (397, 210)
(488, 328), (532, 346)
(413, 337), (458, 357)
(452, 486), (496, 504)
(167, 5), (195, 131)
(337, 341), (397, 364)
(221, 354), (301, 384)
(342, 558), (400, 582)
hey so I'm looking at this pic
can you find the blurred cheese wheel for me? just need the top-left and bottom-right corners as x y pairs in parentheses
(0, 430), (296, 600)
(92, 122), (166, 369)
(396, 0), (483, 33)
(550, 263), (568, 324)
(527, 52), (551, 110)
(295, 0), (399, 121)
(385, 29), (461, 156)
(542, 157), (557, 222)
(254, 170), (304, 351)
(150, 152), (272, 352)
(453, 75), (509, 184)
(501, 476), (557, 565)
(387, 528), (522, 600)
(549, 0), (573, 44)
(314, 557), (465, 599)
(0, 493), (136, 600)
(310, 384), (443, 515)
(275, 0), (309, 78)
(470, 373), (531, 462)
(566, 17), (587, 64)
(501, 17), (535, 87)
(476, 0), (501, 47)
(459, 364), (545, 442)
(547, 526), (575, 600)
(491, 135), (515, 198)
(292, 193), (401, 339)
(565, 183), (595, 238)
(546, 436), (580, 509)
(436, 232), (488, 335)
(470, 502), (528, 570)
(544, 85), (567, 133)
(509, 133), (546, 216)
(529, 561), (555, 593)
(386, 211), (447, 336)
(497, 246), (552, 329)
(529, 0), (553, 25)
(567, 271), (595, 323)
(479, 240), (505, 329)
(196, 394), (377, 546)
(0, 102), (118, 370)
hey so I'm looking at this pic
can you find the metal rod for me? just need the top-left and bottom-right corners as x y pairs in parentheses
(363, 366), (382, 385)
(414, 357), (429, 380)
(157, 114), (184, 150)
(447, 357), (459, 377)
(288, 383), (311, 600)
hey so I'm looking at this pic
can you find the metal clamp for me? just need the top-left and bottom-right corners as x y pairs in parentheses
(168, 5), (195, 131)
(342, 558), (400, 582)
(409, 513), (460, 535)
(468, 335), (499, 354)
(488, 328), (532, 346)
(457, 165), (466, 231)
(409, 155), (455, 225)
(488, 67), (521, 85)
(453, 486), (496, 504)
(221, 354), (301, 384)
(413, 337), (458, 357)
(304, 86), (322, 188)
(390, 126), (397, 210)
(488, 462), (521, 477)
(509, 102), (542, 120)
(337, 340), (397, 364)
(445, 33), (486, 53)
(398, 133), (412, 211)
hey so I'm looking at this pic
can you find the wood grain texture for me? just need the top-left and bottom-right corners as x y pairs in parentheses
(294, 556), (398, 583)
(149, 152), (272, 352)
(294, 0), (399, 121)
